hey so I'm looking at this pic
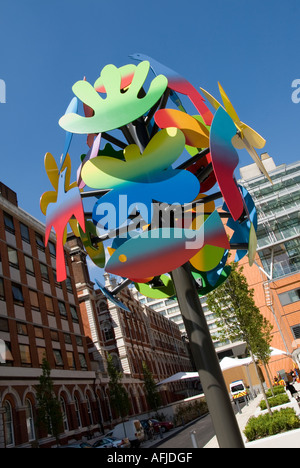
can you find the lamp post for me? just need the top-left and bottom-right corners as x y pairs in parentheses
(171, 262), (244, 448)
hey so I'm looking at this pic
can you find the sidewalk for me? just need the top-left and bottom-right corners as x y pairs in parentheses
(142, 392), (264, 449)
(204, 393), (264, 448)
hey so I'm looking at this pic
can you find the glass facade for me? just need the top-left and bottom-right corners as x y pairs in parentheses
(241, 160), (300, 280)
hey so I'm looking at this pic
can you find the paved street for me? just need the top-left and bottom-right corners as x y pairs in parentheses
(156, 414), (215, 449)
(142, 399), (251, 449)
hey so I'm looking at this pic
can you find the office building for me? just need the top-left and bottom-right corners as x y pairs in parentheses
(239, 154), (300, 378)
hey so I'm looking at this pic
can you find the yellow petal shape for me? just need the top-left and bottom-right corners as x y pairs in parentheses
(40, 190), (57, 215)
(240, 123), (266, 149)
(218, 82), (241, 125)
(44, 152), (59, 191)
(200, 87), (222, 111)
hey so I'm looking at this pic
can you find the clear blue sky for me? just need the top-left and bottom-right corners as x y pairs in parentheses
(0, 0), (300, 223)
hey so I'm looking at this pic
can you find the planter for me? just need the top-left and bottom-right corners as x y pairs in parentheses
(245, 427), (300, 448)
(254, 397), (300, 418)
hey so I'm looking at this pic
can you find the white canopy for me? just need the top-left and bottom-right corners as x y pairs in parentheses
(270, 347), (289, 357)
(157, 348), (290, 386)
(219, 356), (253, 371)
(157, 371), (199, 386)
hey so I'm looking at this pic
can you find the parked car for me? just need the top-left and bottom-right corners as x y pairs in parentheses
(92, 438), (114, 448)
(100, 436), (130, 448)
(59, 442), (93, 448)
(141, 418), (174, 434)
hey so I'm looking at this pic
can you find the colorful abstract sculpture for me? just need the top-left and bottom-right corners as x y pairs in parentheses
(40, 55), (269, 306)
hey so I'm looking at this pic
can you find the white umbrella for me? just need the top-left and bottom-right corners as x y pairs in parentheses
(219, 356), (252, 371)
(157, 371), (199, 386)
(270, 347), (290, 357)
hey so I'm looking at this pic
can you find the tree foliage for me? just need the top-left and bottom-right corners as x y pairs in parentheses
(206, 261), (273, 363)
(142, 361), (161, 412)
(35, 358), (63, 444)
(107, 354), (130, 419)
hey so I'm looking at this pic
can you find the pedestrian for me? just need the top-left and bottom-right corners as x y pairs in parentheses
(290, 369), (296, 383)
(148, 419), (155, 440)
(285, 381), (298, 399)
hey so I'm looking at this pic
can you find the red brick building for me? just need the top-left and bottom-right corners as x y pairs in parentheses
(67, 234), (194, 422)
(0, 182), (101, 448)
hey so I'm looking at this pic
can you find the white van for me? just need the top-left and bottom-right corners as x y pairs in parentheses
(112, 420), (144, 448)
(230, 380), (248, 402)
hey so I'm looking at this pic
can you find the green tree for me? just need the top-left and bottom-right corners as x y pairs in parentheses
(107, 354), (130, 420)
(142, 361), (161, 413)
(35, 358), (63, 445)
(206, 261), (273, 413)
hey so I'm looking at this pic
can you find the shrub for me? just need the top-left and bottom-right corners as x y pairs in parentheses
(259, 393), (289, 410)
(173, 399), (208, 426)
(244, 408), (300, 442)
(266, 386), (285, 398)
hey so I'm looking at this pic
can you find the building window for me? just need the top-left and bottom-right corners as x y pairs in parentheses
(70, 305), (78, 322)
(53, 349), (63, 367)
(20, 222), (30, 243)
(24, 255), (34, 275)
(45, 296), (54, 315)
(0, 341), (13, 365)
(0, 278), (5, 301)
(3, 400), (14, 446)
(3, 213), (15, 234)
(79, 353), (88, 370)
(17, 322), (28, 335)
(60, 397), (69, 432)
(19, 344), (31, 366)
(74, 396), (82, 428)
(58, 301), (67, 318)
(291, 324), (300, 340)
(40, 263), (49, 281)
(12, 283), (24, 305)
(29, 290), (39, 310)
(8, 247), (19, 268)
(0, 317), (9, 332)
(25, 399), (35, 441)
(86, 397), (93, 425)
(75, 335), (83, 346)
(48, 241), (56, 257)
(35, 233), (45, 251)
(65, 277), (73, 292)
(34, 327), (43, 339)
(279, 288), (300, 306)
(37, 347), (46, 366)
(50, 330), (59, 341)
(64, 333), (72, 344)
(66, 351), (75, 369)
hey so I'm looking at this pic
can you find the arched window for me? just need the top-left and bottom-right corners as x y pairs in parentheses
(3, 401), (14, 447)
(74, 396), (82, 428)
(60, 396), (69, 432)
(86, 396), (93, 425)
(25, 398), (35, 441)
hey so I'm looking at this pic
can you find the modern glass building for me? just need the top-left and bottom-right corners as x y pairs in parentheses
(239, 154), (300, 374)
(240, 154), (300, 281)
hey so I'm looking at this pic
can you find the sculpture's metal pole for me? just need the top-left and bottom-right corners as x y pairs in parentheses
(171, 262), (245, 448)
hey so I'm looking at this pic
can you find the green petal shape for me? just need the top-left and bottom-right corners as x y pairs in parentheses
(59, 61), (168, 134)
